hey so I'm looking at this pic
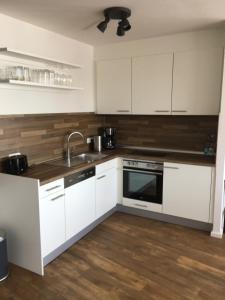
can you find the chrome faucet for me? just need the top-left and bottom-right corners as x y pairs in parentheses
(66, 131), (85, 167)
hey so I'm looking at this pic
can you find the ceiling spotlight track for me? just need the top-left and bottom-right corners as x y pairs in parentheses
(97, 7), (131, 37)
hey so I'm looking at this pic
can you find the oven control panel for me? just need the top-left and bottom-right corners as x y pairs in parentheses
(123, 159), (163, 171)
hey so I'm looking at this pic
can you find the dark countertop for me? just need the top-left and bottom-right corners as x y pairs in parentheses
(21, 148), (216, 186)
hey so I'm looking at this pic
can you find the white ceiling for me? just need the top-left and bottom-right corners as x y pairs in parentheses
(1, 0), (225, 46)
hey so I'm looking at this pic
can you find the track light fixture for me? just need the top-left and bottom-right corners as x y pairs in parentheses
(97, 7), (131, 37)
(97, 16), (110, 33)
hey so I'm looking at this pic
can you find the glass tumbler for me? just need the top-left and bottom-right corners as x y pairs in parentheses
(38, 69), (45, 84)
(43, 69), (50, 85)
(49, 70), (55, 85)
(24, 67), (31, 81)
(66, 75), (73, 87)
(54, 73), (60, 85)
(15, 66), (24, 81)
(31, 69), (39, 82)
(0, 67), (7, 81)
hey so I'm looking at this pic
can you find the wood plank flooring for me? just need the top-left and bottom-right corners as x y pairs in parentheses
(1, 212), (225, 300)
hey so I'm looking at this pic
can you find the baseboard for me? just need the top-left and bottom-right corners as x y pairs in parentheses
(117, 204), (213, 232)
(44, 204), (216, 268)
(43, 207), (117, 267)
(210, 231), (223, 239)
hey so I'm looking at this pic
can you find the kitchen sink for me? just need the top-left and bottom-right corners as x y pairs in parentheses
(49, 152), (109, 168)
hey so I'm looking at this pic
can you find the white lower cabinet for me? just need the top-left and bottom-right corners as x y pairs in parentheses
(0, 157), (216, 276)
(163, 162), (213, 222)
(65, 176), (95, 240)
(96, 168), (117, 218)
(40, 190), (66, 257)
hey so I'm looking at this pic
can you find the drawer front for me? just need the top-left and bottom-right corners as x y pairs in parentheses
(96, 158), (118, 175)
(39, 178), (64, 199)
(40, 190), (66, 257)
(122, 198), (162, 213)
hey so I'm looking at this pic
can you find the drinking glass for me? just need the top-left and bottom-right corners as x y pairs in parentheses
(24, 67), (31, 81)
(16, 66), (24, 81)
(49, 70), (55, 85)
(0, 67), (7, 81)
(54, 73), (60, 85)
(38, 69), (45, 84)
(31, 69), (39, 82)
(43, 69), (50, 85)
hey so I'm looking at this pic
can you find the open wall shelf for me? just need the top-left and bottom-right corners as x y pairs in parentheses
(0, 47), (83, 69)
(0, 79), (84, 90)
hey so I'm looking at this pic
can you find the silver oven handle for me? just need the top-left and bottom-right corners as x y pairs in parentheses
(123, 168), (162, 176)
(134, 203), (148, 208)
(164, 166), (179, 170)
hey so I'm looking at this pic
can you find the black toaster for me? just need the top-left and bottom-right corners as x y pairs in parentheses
(3, 153), (28, 175)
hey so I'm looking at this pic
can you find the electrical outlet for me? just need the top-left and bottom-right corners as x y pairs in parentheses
(86, 137), (92, 144)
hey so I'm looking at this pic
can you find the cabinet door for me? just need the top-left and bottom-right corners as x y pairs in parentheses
(96, 168), (117, 218)
(65, 177), (95, 240)
(132, 53), (173, 114)
(96, 58), (132, 114)
(40, 191), (66, 257)
(163, 163), (212, 222)
(172, 48), (223, 115)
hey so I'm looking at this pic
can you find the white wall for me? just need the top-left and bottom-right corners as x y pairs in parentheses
(95, 29), (225, 60)
(0, 13), (95, 114)
(212, 51), (225, 238)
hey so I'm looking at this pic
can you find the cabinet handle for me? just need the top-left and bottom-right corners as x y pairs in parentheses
(154, 110), (170, 113)
(50, 194), (64, 201)
(123, 169), (162, 176)
(172, 110), (187, 113)
(78, 174), (86, 179)
(134, 203), (148, 208)
(46, 185), (61, 192)
(117, 110), (130, 113)
(97, 175), (106, 180)
(164, 166), (179, 170)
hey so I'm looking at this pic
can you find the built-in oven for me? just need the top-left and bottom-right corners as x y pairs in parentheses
(123, 159), (163, 204)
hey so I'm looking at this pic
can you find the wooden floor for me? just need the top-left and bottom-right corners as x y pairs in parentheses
(1, 212), (225, 300)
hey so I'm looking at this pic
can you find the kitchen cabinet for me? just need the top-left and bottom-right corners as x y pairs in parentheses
(65, 176), (95, 240)
(39, 178), (64, 198)
(132, 53), (173, 114)
(163, 162), (213, 222)
(0, 156), (215, 276)
(96, 58), (132, 114)
(96, 160), (118, 218)
(172, 48), (223, 115)
(40, 190), (66, 257)
(96, 47), (223, 115)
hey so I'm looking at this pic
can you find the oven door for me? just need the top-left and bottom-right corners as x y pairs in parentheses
(123, 168), (163, 204)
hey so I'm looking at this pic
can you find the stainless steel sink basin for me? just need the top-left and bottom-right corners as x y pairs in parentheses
(49, 152), (109, 168)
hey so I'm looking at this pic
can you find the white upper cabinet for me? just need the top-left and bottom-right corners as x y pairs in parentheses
(172, 48), (223, 115)
(96, 58), (132, 114)
(132, 53), (173, 115)
(96, 47), (223, 115)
